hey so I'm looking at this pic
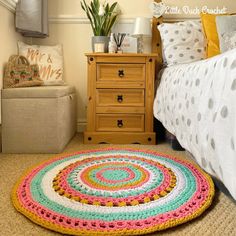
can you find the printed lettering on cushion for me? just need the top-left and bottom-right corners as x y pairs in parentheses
(18, 41), (64, 85)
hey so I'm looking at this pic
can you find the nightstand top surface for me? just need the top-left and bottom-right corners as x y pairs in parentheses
(85, 53), (159, 57)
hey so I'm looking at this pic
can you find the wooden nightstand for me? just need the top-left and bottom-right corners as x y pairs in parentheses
(84, 53), (157, 144)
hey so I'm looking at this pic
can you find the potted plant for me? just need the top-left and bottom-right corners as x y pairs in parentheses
(81, 0), (120, 52)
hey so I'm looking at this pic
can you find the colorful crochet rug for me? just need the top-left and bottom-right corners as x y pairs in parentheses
(12, 148), (214, 235)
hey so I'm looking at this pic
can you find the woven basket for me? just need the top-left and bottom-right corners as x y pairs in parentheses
(4, 55), (43, 88)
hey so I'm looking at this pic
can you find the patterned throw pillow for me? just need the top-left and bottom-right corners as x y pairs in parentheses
(18, 41), (64, 85)
(221, 31), (236, 52)
(216, 15), (236, 53)
(158, 20), (206, 67)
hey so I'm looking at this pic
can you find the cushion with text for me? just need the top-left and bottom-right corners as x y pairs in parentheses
(18, 41), (64, 85)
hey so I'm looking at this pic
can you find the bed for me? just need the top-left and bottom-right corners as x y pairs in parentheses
(151, 1), (236, 200)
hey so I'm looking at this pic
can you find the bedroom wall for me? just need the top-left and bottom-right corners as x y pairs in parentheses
(0, 1), (24, 124)
(33, 0), (236, 132)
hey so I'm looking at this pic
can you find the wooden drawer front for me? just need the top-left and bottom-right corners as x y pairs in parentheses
(97, 64), (145, 82)
(96, 114), (144, 132)
(96, 89), (144, 107)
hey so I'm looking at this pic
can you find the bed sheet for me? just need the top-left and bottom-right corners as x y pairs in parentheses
(154, 48), (236, 200)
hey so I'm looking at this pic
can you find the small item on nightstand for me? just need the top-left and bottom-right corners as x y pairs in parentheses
(113, 33), (126, 53)
(94, 43), (105, 53)
(117, 47), (123, 53)
(108, 33), (117, 53)
(132, 17), (152, 53)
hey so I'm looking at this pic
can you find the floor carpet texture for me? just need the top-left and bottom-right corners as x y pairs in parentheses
(0, 134), (236, 236)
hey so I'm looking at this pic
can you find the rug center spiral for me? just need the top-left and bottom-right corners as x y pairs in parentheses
(52, 156), (177, 206)
(102, 169), (129, 181)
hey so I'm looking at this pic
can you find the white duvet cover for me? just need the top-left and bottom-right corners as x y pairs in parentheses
(154, 48), (236, 200)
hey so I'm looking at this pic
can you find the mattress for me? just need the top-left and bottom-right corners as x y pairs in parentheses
(153, 48), (236, 200)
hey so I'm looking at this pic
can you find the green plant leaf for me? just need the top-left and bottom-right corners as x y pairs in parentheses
(105, 15), (118, 36)
(88, 6), (98, 34)
(80, 0), (119, 36)
(94, 0), (99, 10)
(80, 1), (85, 11)
(81, 0), (96, 35)
(104, 3), (109, 14)
(90, 0), (101, 35)
(109, 2), (118, 14)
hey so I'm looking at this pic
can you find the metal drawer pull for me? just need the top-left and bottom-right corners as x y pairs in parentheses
(118, 69), (124, 78)
(117, 120), (123, 128)
(117, 95), (123, 103)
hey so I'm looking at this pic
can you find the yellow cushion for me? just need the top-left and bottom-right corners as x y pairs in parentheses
(200, 13), (222, 58)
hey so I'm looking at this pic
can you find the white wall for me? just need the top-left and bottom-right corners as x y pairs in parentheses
(0, 1), (23, 123)
(48, 0), (236, 19)
(48, 0), (153, 18)
(33, 0), (236, 131)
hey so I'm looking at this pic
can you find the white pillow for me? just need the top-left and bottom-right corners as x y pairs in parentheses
(18, 41), (64, 85)
(158, 20), (206, 66)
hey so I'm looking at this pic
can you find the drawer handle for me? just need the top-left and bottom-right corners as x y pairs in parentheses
(117, 120), (123, 128)
(117, 95), (123, 103)
(118, 70), (124, 78)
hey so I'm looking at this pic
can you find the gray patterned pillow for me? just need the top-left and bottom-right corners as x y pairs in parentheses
(158, 20), (206, 67)
(216, 15), (236, 53)
(221, 31), (236, 52)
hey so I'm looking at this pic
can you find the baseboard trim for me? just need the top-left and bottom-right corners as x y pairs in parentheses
(0, 0), (17, 12)
(77, 119), (86, 132)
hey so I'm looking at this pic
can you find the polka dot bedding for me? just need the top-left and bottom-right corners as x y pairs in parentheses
(154, 48), (236, 200)
(158, 20), (206, 67)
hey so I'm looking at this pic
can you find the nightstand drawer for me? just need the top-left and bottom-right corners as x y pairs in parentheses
(96, 114), (144, 132)
(97, 64), (145, 82)
(96, 89), (144, 107)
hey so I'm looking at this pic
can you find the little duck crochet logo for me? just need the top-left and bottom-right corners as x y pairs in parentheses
(150, 2), (228, 17)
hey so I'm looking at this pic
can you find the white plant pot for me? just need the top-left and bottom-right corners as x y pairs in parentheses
(92, 36), (109, 53)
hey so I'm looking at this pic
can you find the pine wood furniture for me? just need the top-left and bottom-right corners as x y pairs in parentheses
(152, 0), (163, 57)
(84, 53), (158, 144)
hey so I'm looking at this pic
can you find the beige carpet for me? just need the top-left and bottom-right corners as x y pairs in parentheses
(0, 134), (236, 236)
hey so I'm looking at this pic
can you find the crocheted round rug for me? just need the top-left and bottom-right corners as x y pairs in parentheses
(12, 148), (214, 235)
